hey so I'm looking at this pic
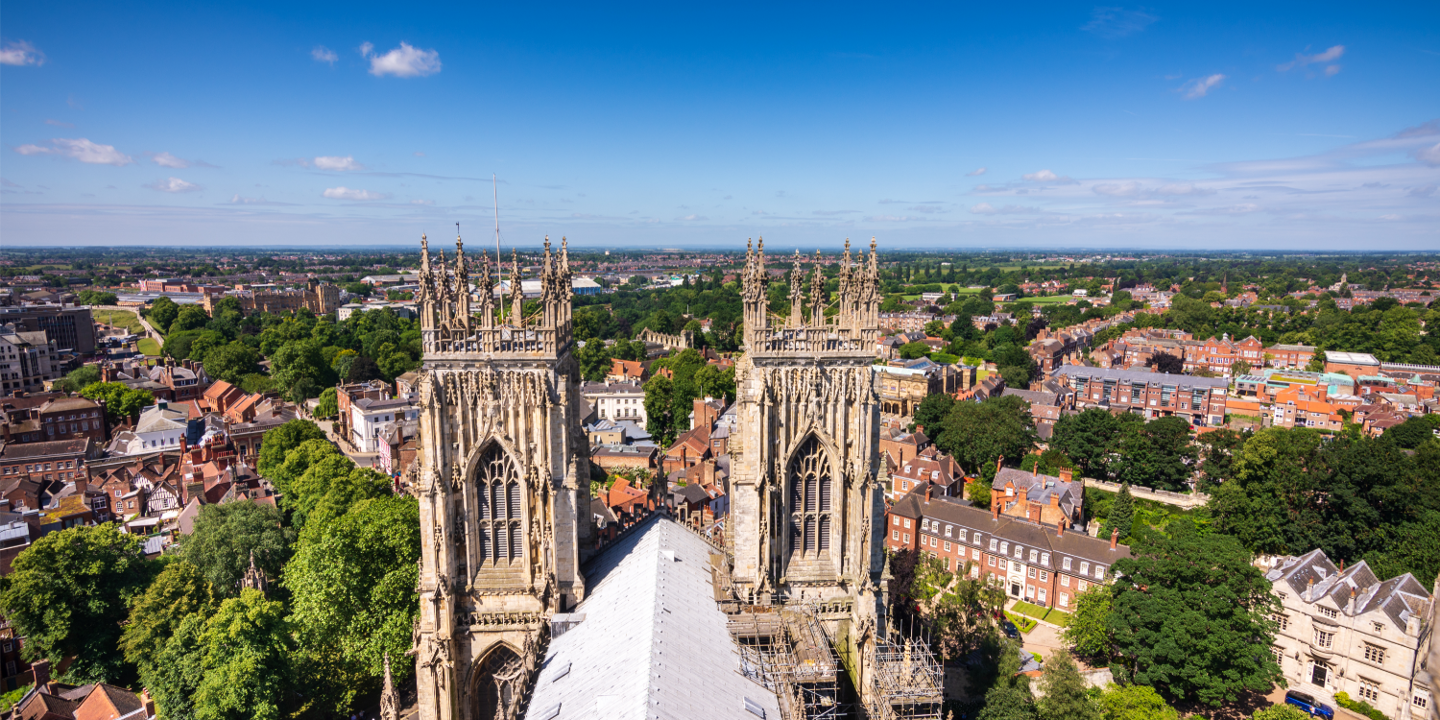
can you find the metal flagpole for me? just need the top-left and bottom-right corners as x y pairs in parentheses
(494, 173), (502, 323)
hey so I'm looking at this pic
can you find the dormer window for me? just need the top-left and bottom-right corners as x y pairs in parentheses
(1320, 607), (1337, 619)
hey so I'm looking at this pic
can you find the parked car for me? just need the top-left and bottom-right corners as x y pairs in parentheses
(1284, 691), (1335, 719)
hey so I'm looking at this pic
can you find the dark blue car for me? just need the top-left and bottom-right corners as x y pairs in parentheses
(1284, 691), (1335, 719)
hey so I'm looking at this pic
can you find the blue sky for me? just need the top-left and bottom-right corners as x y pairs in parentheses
(2, 1), (1438, 250)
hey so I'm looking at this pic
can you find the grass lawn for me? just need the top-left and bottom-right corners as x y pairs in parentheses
(1013, 600), (1073, 627)
(1004, 611), (1037, 634)
(93, 309), (145, 334)
(138, 338), (161, 356)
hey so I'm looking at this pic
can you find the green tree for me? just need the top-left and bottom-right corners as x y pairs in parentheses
(294, 463), (392, 533)
(267, 439), (344, 509)
(1195, 428), (1248, 489)
(899, 340), (930, 360)
(314, 387), (339, 419)
(644, 374), (675, 447)
(1096, 684), (1179, 720)
(912, 393), (954, 435)
(1109, 527), (1282, 706)
(0, 524), (154, 683)
(935, 394), (1037, 486)
(239, 373), (275, 395)
(1108, 484), (1135, 542)
(194, 589), (295, 720)
(693, 364), (736, 402)
(1113, 417), (1197, 492)
(121, 561), (215, 680)
(147, 296), (180, 335)
(576, 339), (613, 381)
(55, 364), (101, 393)
(178, 501), (295, 598)
(172, 305), (212, 334)
(149, 614), (206, 720)
(285, 496), (420, 713)
(1035, 651), (1100, 720)
(80, 381), (154, 425)
(202, 341), (260, 383)
(270, 339), (330, 402)
(255, 420), (328, 482)
(1050, 408), (1123, 481)
(1061, 585), (1114, 663)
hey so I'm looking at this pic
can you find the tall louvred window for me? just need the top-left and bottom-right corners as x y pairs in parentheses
(475, 445), (523, 565)
(789, 436), (834, 558)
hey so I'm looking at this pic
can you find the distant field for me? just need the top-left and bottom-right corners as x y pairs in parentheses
(138, 338), (161, 356)
(93, 309), (145, 334)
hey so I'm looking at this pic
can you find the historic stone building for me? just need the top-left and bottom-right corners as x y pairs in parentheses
(411, 234), (595, 720)
(726, 240), (935, 716)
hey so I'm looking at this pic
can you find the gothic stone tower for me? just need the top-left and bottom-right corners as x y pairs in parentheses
(728, 238), (890, 702)
(412, 234), (593, 720)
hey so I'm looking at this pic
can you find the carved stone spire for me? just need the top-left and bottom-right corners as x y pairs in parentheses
(241, 550), (267, 596)
(453, 234), (471, 330)
(509, 249), (525, 324)
(475, 249), (494, 327)
(788, 250), (805, 328)
(380, 653), (400, 720)
(810, 249), (826, 326)
(418, 234), (436, 332)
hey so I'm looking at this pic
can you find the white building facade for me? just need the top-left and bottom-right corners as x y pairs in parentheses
(580, 380), (647, 425)
(1264, 549), (1434, 720)
(348, 396), (419, 453)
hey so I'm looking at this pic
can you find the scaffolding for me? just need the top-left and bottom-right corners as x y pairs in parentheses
(730, 605), (850, 720)
(865, 631), (944, 720)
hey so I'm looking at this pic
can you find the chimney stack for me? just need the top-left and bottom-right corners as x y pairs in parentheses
(991, 498), (1000, 521)
(1347, 587), (1356, 615)
(1058, 468), (1073, 483)
(1057, 520), (1064, 537)
(32, 659), (50, 689)
(1307, 577), (1315, 602)
(1109, 527), (1119, 550)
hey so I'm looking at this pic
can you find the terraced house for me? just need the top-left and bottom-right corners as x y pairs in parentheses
(886, 486), (1130, 611)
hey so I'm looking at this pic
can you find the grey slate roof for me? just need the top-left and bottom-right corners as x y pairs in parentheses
(1054, 364), (1229, 389)
(1265, 548), (1432, 631)
(523, 516), (780, 720)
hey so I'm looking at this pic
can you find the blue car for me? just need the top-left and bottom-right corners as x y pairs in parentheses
(1284, 691), (1335, 719)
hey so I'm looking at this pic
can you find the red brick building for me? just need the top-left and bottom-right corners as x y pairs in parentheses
(886, 486), (1130, 610)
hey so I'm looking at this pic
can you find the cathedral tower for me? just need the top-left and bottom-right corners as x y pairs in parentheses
(728, 237), (892, 703)
(412, 234), (593, 720)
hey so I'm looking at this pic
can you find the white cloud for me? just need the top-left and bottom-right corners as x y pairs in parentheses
(1278, 45), (1345, 72)
(1182, 74), (1226, 99)
(1324, 64), (1341, 77)
(314, 155), (364, 171)
(146, 177), (200, 193)
(679, 214), (708, 221)
(0, 40), (44, 66)
(12, 138), (133, 165)
(969, 203), (1042, 215)
(966, 167), (987, 177)
(1082, 8), (1158, 39)
(323, 187), (388, 201)
(1093, 181), (1141, 196)
(363, 42), (441, 78)
(152, 152), (189, 169)
(410, 199), (434, 205)
(1409, 185), (1436, 198)
(44, 119), (74, 128)
(312, 46), (338, 65)
(1022, 169), (1077, 184)
(1413, 142), (1440, 167)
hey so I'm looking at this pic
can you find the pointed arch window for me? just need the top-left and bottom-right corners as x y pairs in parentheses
(475, 445), (523, 565)
(789, 436), (834, 559)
